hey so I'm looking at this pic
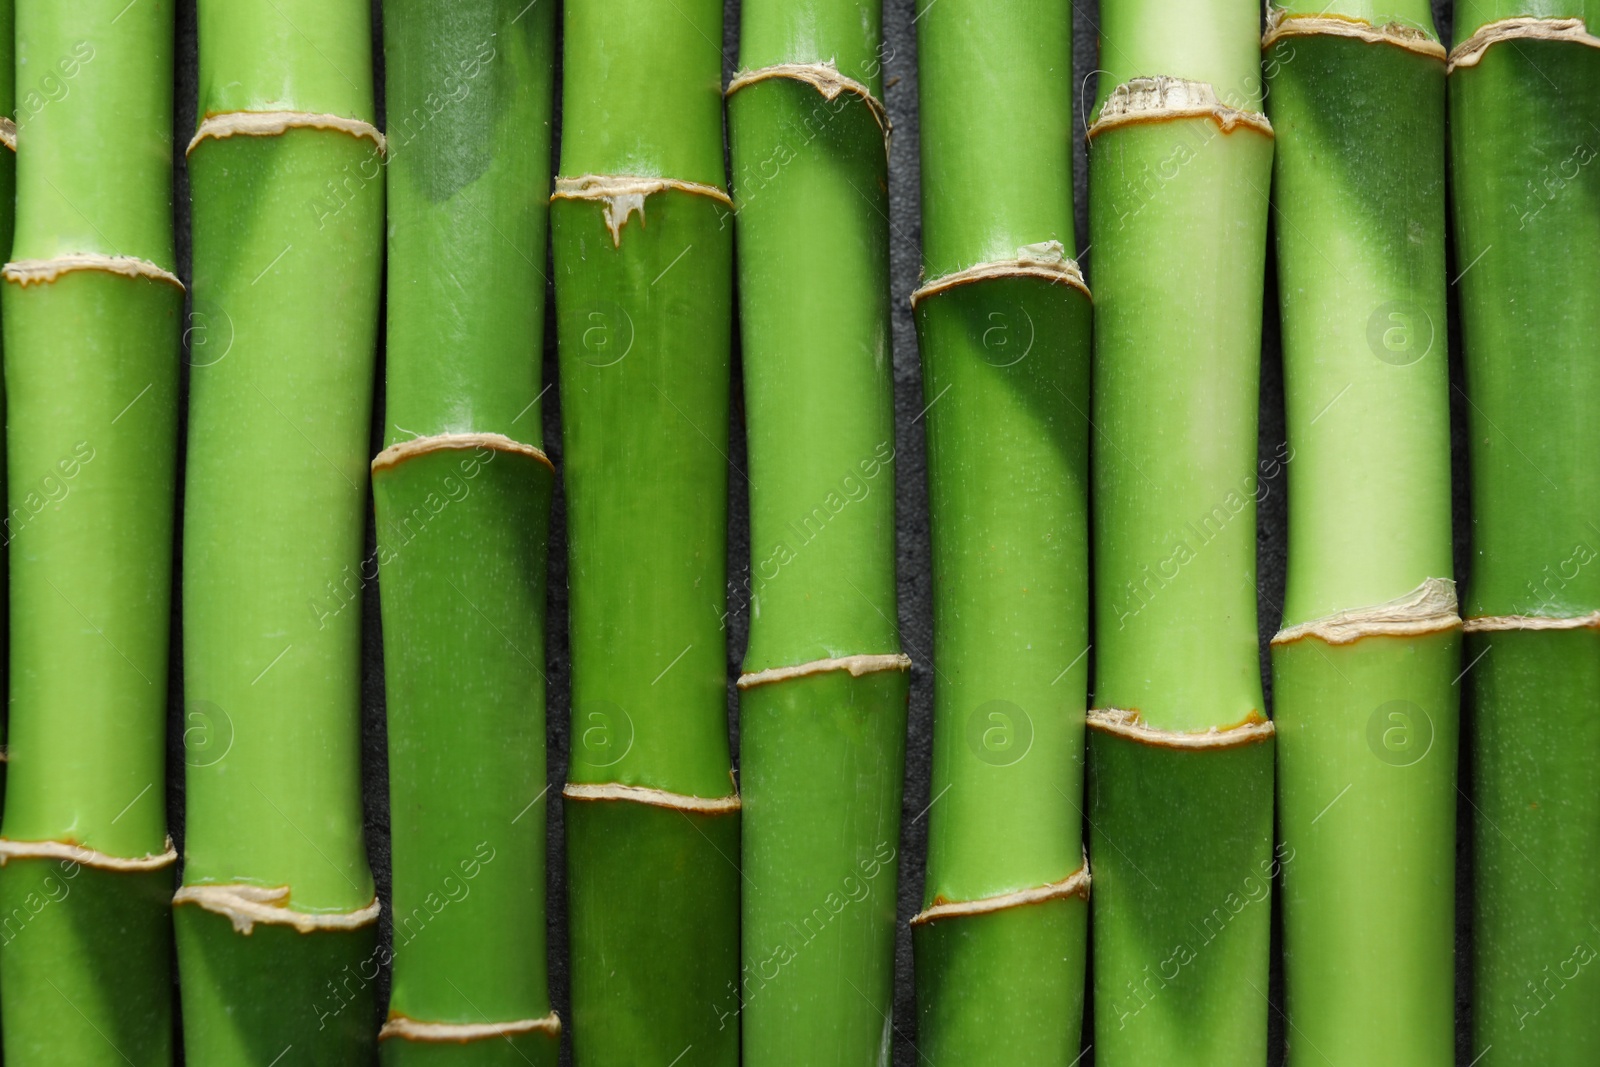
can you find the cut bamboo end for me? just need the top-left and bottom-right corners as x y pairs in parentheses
(910, 241), (1090, 307)
(552, 174), (733, 247)
(562, 782), (742, 815)
(4, 253), (184, 290)
(911, 862), (1091, 926)
(187, 110), (386, 156)
(1271, 577), (1461, 647)
(379, 1012), (562, 1044)
(0, 117), (15, 152)
(737, 652), (911, 690)
(1449, 17), (1600, 72)
(727, 60), (890, 138)
(1088, 76), (1273, 140)
(173, 884), (382, 935)
(0, 836), (177, 872)
(1087, 707), (1275, 750)
(1262, 9), (1446, 59)
(371, 431), (552, 474)
(1464, 611), (1600, 633)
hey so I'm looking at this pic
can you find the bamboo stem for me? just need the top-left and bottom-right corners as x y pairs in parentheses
(1087, 2), (1276, 1062)
(553, 1), (739, 1061)
(727, 2), (907, 1062)
(0, 3), (177, 1062)
(909, 1), (1092, 1063)
(373, 2), (559, 1064)
(1265, 6), (1458, 1065)
(1451, 2), (1600, 1060)
(176, 1), (382, 1060)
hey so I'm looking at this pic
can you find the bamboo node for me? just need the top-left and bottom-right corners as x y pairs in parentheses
(173, 883), (381, 935)
(910, 862), (1091, 926)
(1087, 708), (1275, 750)
(1088, 76), (1272, 140)
(187, 110), (386, 156)
(910, 241), (1091, 307)
(0, 117), (15, 152)
(1464, 611), (1600, 633)
(562, 782), (741, 815)
(379, 1013), (562, 1044)
(738, 652), (912, 690)
(0, 836), (177, 872)
(726, 60), (890, 139)
(1271, 577), (1460, 646)
(552, 175), (733, 248)
(1262, 9), (1446, 59)
(4, 253), (184, 291)
(1449, 17), (1600, 72)
(372, 431), (552, 474)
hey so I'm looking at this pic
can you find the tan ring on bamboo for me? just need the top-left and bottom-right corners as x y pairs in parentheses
(380, 1012), (563, 1044)
(910, 862), (1091, 927)
(562, 782), (742, 815)
(552, 175), (734, 248)
(726, 61), (891, 142)
(1449, 17), (1600, 73)
(1271, 576), (1461, 647)
(1464, 611), (1600, 633)
(0, 836), (177, 872)
(372, 431), (553, 475)
(1261, 8), (1446, 59)
(910, 241), (1091, 308)
(186, 110), (386, 156)
(738, 652), (911, 690)
(1087, 707), (1275, 749)
(0, 116), (15, 152)
(4, 253), (184, 291)
(1086, 76), (1273, 141)
(172, 883), (381, 935)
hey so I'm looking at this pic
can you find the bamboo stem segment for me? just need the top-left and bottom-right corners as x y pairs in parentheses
(1087, 2), (1275, 1063)
(910, 1), (1092, 1063)
(1265, 6), (1458, 1065)
(374, 2), (560, 1063)
(0, 3), (178, 1062)
(177, 1), (383, 1060)
(1451, 2), (1600, 1060)
(553, 1), (739, 1061)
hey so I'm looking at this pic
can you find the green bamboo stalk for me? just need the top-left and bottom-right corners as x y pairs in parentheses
(176, 1), (383, 1061)
(726, 3), (907, 1062)
(552, 1), (738, 1062)
(909, 1), (1091, 1063)
(0, 3), (178, 1063)
(0, 0), (12, 830)
(372, 2), (559, 1064)
(1451, 3), (1600, 1061)
(1264, 6), (1458, 1065)
(1086, 3), (1276, 1063)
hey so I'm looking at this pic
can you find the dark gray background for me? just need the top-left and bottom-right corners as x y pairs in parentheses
(161, 1), (1472, 1063)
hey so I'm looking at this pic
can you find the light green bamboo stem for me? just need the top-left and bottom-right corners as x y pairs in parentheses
(177, 1), (383, 1061)
(1451, 2), (1600, 1061)
(910, 1), (1092, 1063)
(374, 1), (560, 1063)
(1087, 2), (1276, 1063)
(553, 0), (739, 1062)
(0, 2), (177, 1063)
(1265, 6), (1458, 1065)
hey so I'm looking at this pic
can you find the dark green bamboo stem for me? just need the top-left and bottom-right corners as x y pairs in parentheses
(910, 1), (1091, 1064)
(0, 3), (177, 1063)
(177, 1), (383, 1061)
(1087, 3), (1276, 1063)
(1265, 6), (1458, 1064)
(727, 3), (907, 1062)
(553, 0), (738, 1062)
(1451, 2), (1600, 1061)
(373, 2), (559, 1063)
